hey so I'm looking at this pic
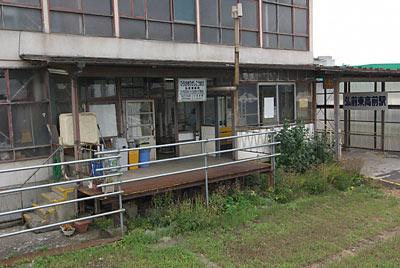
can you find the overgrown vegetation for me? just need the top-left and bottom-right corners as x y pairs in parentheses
(276, 122), (334, 173)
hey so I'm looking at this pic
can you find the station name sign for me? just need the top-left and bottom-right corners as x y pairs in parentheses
(178, 79), (207, 102)
(343, 92), (388, 110)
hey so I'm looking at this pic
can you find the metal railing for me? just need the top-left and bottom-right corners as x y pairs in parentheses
(0, 131), (280, 239)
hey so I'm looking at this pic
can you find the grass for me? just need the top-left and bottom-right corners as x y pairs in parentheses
(328, 233), (400, 268)
(7, 185), (400, 268)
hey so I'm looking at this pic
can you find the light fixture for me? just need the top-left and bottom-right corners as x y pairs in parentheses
(48, 68), (69, 76)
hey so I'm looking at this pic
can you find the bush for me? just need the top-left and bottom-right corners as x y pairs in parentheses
(276, 122), (334, 173)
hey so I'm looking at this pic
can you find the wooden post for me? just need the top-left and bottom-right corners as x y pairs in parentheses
(343, 82), (348, 148)
(374, 82), (378, 149)
(333, 79), (340, 158)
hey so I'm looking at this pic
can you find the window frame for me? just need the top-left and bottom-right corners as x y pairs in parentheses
(48, 0), (115, 37)
(262, 0), (309, 51)
(258, 82), (297, 124)
(0, 69), (51, 163)
(0, 0), (43, 31)
(118, 0), (197, 43)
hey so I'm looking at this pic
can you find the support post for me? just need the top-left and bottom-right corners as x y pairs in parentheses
(117, 152), (124, 236)
(333, 79), (340, 159)
(202, 141), (209, 206)
(214, 96), (220, 156)
(70, 74), (82, 176)
(232, 6), (240, 161)
(343, 82), (348, 148)
(381, 82), (386, 152)
(374, 82), (378, 149)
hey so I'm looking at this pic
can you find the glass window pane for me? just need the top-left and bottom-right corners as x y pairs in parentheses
(241, 30), (258, 47)
(9, 70), (47, 102)
(50, 11), (83, 34)
(221, 29), (234, 45)
(294, 36), (307, 50)
(119, 0), (131, 15)
(278, 5), (292, 34)
(278, 84), (295, 121)
(241, 0), (257, 29)
(50, 0), (82, 9)
(15, 147), (50, 159)
(5, 0), (40, 5)
(3, 7), (42, 31)
(147, 0), (170, 21)
(0, 106), (10, 148)
(12, 104), (50, 148)
(174, 24), (195, 42)
(148, 21), (172, 40)
(279, 35), (292, 49)
(296, 82), (311, 121)
(294, 8), (307, 34)
(200, 0), (218, 26)
(294, 0), (307, 6)
(0, 71), (6, 100)
(278, 0), (292, 4)
(84, 0), (112, 15)
(50, 74), (70, 101)
(260, 85), (277, 124)
(221, 0), (235, 27)
(174, 0), (195, 23)
(201, 27), (219, 44)
(263, 33), (277, 48)
(133, 0), (145, 17)
(87, 79), (116, 98)
(263, 3), (276, 32)
(120, 18), (146, 39)
(85, 15), (113, 36)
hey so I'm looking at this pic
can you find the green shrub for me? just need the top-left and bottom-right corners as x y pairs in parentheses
(276, 122), (334, 173)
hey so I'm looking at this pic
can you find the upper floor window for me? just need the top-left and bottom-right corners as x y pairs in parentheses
(119, 0), (196, 42)
(0, 0), (42, 31)
(263, 0), (309, 50)
(200, 0), (259, 47)
(49, 0), (114, 37)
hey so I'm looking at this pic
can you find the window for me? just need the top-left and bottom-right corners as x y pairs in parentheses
(259, 83), (296, 125)
(49, 0), (113, 37)
(200, 0), (259, 47)
(238, 83), (259, 126)
(0, 69), (50, 162)
(0, 0), (42, 31)
(262, 0), (309, 50)
(119, 0), (196, 42)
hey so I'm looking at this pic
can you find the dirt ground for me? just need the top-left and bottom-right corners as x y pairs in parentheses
(0, 224), (107, 260)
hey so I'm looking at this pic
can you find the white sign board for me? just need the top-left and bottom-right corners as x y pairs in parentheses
(178, 79), (207, 102)
(264, 97), (275, 119)
(343, 92), (388, 110)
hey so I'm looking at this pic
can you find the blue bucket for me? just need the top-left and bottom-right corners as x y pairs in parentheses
(138, 149), (150, 168)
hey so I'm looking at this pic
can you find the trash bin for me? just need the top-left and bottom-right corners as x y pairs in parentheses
(138, 149), (150, 168)
(129, 151), (139, 170)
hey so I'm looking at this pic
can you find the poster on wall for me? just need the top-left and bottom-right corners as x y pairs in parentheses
(343, 92), (388, 110)
(178, 79), (207, 102)
(264, 97), (274, 119)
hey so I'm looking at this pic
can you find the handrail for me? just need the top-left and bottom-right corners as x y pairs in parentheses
(0, 130), (279, 240)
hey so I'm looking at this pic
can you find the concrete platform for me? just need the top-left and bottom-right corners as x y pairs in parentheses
(342, 149), (400, 185)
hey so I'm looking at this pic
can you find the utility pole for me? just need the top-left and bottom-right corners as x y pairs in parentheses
(232, 3), (242, 160)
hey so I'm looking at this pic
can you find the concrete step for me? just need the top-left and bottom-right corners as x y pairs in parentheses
(51, 185), (75, 201)
(23, 212), (46, 229)
(32, 203), (57, 224)
(41, 191), (65, 203)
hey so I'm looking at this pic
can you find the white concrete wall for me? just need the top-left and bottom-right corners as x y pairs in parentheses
(16, 31), (313, 66)
(0, 158), (50, 188)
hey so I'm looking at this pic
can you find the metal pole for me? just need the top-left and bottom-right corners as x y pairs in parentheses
(381, 82), (386, 152)
(71, 74), (82, 177)
(117, 152), (124, 236)
(203, 140), (209, 206)
(333, 79), (340, 158)
(271, 129), (276, 187)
